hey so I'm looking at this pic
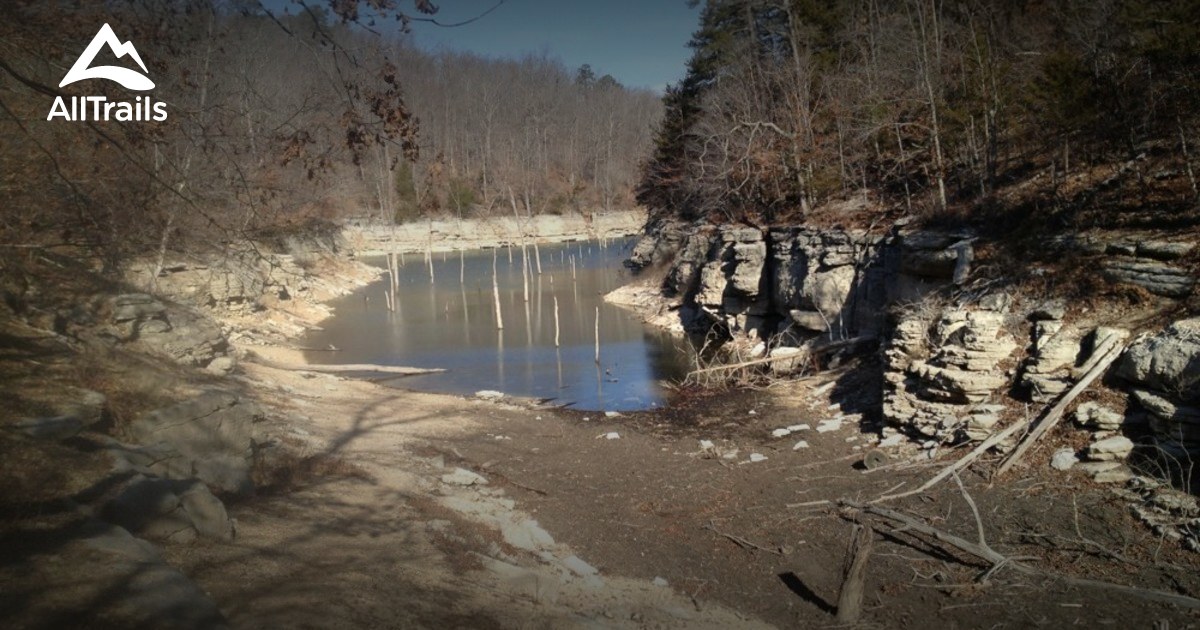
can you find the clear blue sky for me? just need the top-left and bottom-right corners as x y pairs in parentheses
(407, 0), (700, 91)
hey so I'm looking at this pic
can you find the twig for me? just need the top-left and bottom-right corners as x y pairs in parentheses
(952, 471), (988, 552)
(703, 521), (782, 556)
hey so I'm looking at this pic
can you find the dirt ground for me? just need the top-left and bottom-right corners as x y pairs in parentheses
(163, 345), (1200, 629)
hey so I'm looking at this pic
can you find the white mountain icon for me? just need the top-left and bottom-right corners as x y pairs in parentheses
(60, 23), (155, 91)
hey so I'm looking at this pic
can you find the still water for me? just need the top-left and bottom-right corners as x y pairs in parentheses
(301, 238), (691, 411)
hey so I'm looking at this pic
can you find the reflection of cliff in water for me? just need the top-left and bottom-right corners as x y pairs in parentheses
(302, 238), (692, 411)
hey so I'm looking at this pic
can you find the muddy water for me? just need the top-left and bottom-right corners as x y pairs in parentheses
(302, 239), (691, 411)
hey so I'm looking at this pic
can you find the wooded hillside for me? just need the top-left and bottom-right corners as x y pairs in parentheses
(639, 0), (1200, 231)
(0, 0), (659, 269)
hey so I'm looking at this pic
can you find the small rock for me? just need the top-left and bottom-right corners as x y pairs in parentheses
(600, 432), (620, 440)
(560, 554), (599, 577)
(604, 411), (621, 418)
(816, 420), (842, 433)
(771, 428), (792, 438)
(788, 424), (810, 432)
(792, 440), (810, 450)
(748, 409), (757, 416)
(699, 439), (715, 451)
(1075, 402), (1124, 431)
(1051, 449), (1078, 471)
(1093, 466), (1134, 484)
(863, 450), (889, 470)
(1029, 299), (1067, 321)
(475, 390), (505, 401)
(205, 356), (236, 375)
(1076, 461), (1122, 474)
(652, 577), (669, 587)
(748, 453), (768, 463)
(1086, 435), (1134, 461)
(878, 434), (905, 448)
(442, 468), (488, 486)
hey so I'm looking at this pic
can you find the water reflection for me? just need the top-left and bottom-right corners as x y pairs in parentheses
(302, 238), (691, 411)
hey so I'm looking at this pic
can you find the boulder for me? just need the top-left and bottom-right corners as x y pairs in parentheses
(102, 475), (233, 543)
(1117, 318), (1200, 400)
(111, 293), (167, 323)
(135, 305), (229, 369)
(126, 391), (261, 494)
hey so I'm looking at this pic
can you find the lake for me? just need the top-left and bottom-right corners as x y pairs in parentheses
(301, 238), (691, 411)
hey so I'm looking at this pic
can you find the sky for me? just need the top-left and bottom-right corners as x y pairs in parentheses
(404, 0), (701, 92)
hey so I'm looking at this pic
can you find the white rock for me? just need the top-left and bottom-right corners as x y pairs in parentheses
(748, 453), (768, 463)
(771, 428), (792, 438)
(605, 411), (621, 418)
(699, 439), (716, 451)
(816, 420), (842, 433)
(878, 434), (905, 448)
(793, 440), (810, 450)
(788, 424), (811, 432)
(475, 390), (505, 401)
(1050, 449), (1078, 471)
(1086, 435), (1134, 461)
(560, 554), (599, 577)
(748, 409), (757, 416)
(1093, 466), (1134, 484)
(599, 432), (620, 440)
(442, 468), (487, 486)
(652, 577), (669, 587)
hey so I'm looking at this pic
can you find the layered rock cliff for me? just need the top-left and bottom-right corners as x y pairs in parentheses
(621, 218), (1199, 463)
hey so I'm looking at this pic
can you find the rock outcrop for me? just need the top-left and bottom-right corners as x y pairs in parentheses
(882, 306), (1018, 441)
(107, 293), (234, 373)
(1117, 318), (1200, 459)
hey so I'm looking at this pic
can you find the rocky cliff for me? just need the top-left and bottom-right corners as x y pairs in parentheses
(621, 219), (1199, 468)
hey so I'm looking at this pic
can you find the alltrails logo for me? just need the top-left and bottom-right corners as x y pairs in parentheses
(48, 23), (167, 122)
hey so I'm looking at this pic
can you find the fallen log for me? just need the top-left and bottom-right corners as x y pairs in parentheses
(841, 500), (1200, 609)
(247, 354), (443, 376)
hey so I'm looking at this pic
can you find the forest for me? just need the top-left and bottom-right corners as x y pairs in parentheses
(0, 0), (660, 269)
(639, 0), (1200, 231)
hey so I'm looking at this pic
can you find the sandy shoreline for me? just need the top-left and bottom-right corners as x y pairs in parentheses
(175, 253), (768, 629)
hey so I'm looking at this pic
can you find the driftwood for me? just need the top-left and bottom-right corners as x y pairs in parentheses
(842, 500), (1200, 610)
(995, 331), (1128, 477)
(835, 523), (874, 623)
(248, 354), (443, 376)
(874, 416), (1030, 503)
(688, 336), (875, 376)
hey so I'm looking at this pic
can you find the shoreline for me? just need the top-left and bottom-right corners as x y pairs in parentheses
(178, 244), (769, 628)
(344, 209), (646, 255)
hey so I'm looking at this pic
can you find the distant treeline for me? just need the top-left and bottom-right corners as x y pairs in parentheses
(0, 1), (659, 270)
(640, 0), (1200, 226)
